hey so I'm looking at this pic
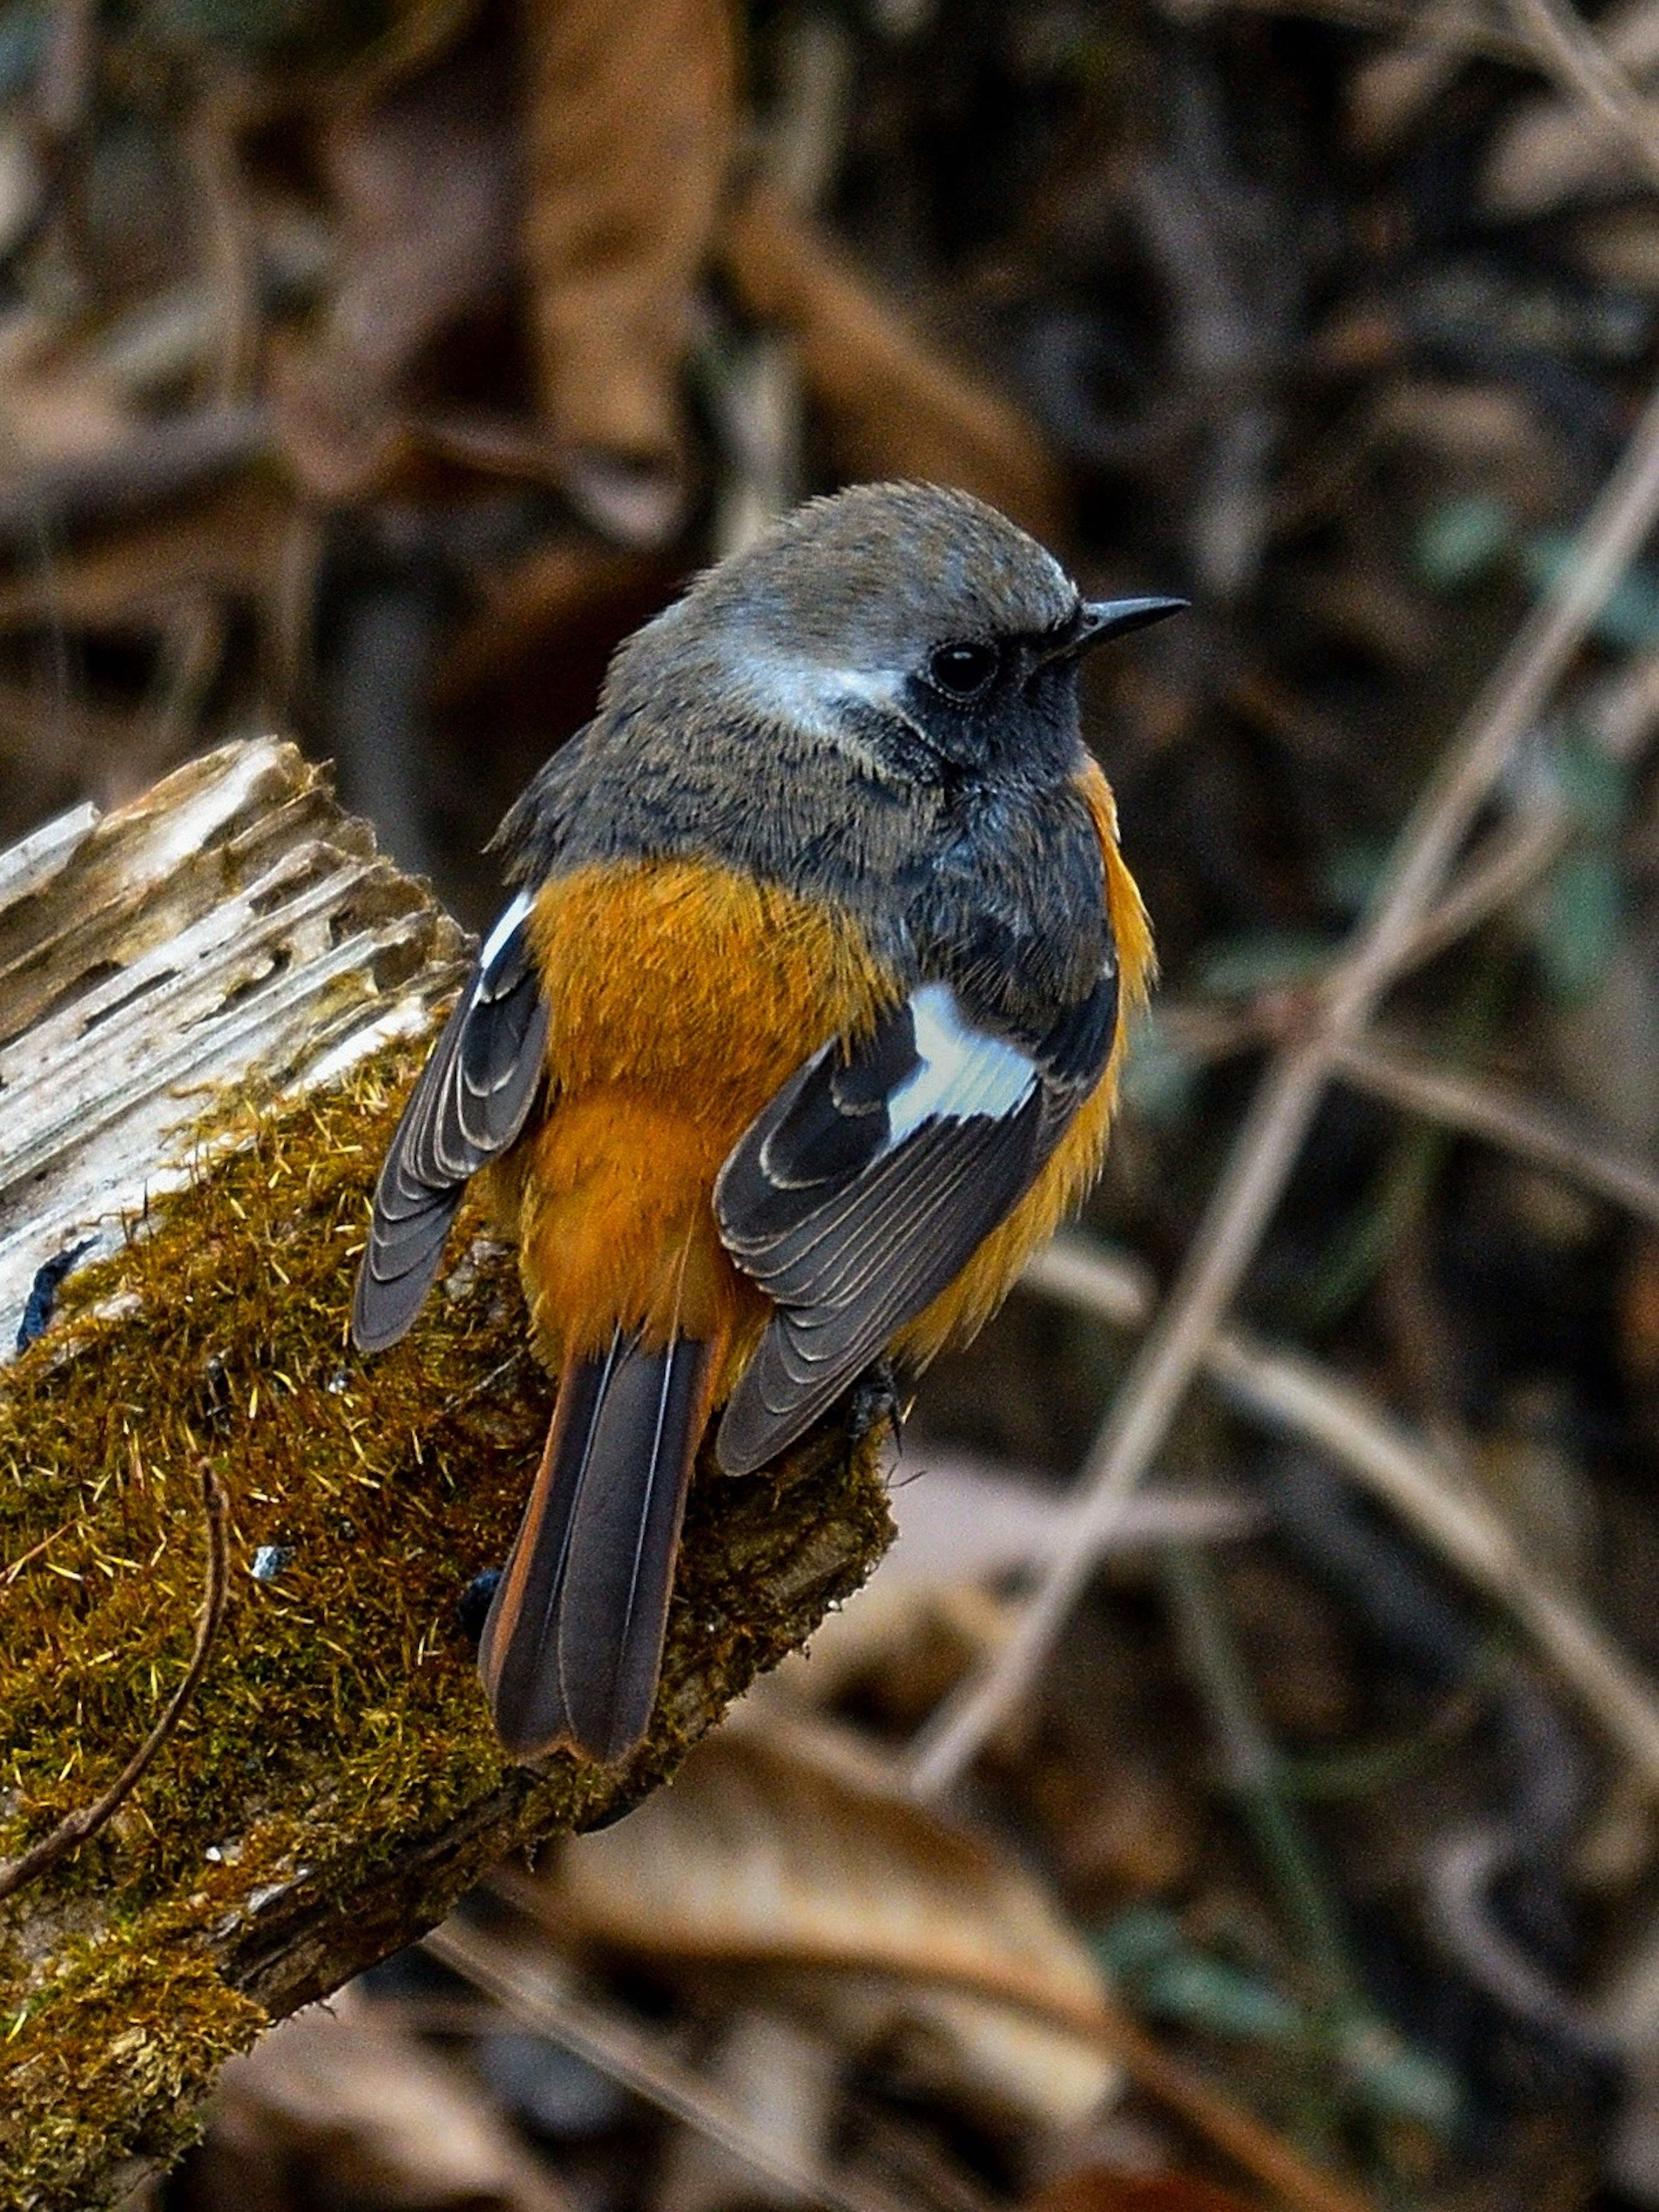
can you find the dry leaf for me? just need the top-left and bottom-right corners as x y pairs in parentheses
(1574, 207), (1659, 295)
(270, 19), (519, 502)
(762, 1458), (1254, 1737)
(430, 537), (680, 715)
(177, 2006), (573, 2212)
(721, 183), (1063, 539)
(0, 480), (292, 634)
(1623, 1232), (1659, 1389)
(764, 1573), (1017, 1729)
(1024, 2171), (1258, 2212)
(879, 1452), (1259, 1588)
(519, 0), (736, 470)
(273, 0), (732, 520)
(1347, 16), (1473, 159)
(512, 1718), (1121, 2129)
(0, 313), (134, 469)
(654, 2008), (841, 2212)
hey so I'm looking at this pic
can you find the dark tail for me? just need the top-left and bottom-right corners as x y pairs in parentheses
(478, 1330), (714, 1763)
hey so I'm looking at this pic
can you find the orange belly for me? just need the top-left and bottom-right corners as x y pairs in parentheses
(484, 771), (1152, 1408)
(481, 859), (898, 1386)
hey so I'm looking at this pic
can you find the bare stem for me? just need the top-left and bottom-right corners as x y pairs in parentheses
(423, 1920), (922, 2212)
(0, 1463), (230, 1903)
(1401, 801), (1567, 968)
(1224, 0), (1535, 66)
(1334, 1033), (1659, 1227)
(1504, 0), (1659, 191)
(904, 387), (1659, 1800)
(430, 1904), (1379, 2212)
(1019, 1232), (1659, 1789)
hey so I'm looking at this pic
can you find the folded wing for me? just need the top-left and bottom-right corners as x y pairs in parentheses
(352, 892), (550, 1352)
(714, 969), (1117, 1474)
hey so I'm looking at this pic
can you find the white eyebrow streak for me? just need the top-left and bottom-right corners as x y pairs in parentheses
(739, 651), (909, 739)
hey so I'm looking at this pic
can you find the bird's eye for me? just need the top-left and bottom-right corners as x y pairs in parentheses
(925, 641), (1000, 699)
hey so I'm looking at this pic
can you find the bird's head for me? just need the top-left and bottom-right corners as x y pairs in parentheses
(602, 482), (1183, 791)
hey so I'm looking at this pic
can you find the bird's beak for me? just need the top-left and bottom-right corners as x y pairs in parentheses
(1074, 596), (1189, 651)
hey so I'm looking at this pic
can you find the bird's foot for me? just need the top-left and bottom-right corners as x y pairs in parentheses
(848, 1355), (907, 1454)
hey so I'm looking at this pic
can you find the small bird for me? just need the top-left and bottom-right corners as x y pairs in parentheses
(353, 482), (1177, 1766)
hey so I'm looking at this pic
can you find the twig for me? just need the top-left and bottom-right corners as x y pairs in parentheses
(1333, 1033), (1659, 1227)
(1401, 801), (1567, 968)
(903, 372), (1659, 1802)
(36, 0), (94, 144)
(1163, 1545), (1356, 2018)
(1203, 1331), (1659, 1784)
(422, 1921), (920, 2212)
(0, 1463), (230, 1904)
(1222, 0), (1535, 63)
(1016, 1232), (1659, 1787)
(187, 79), (261, 405)
(1348, 0), (1487, 153)
(1422, 1823), (1604, 2045)
(1315, 648), (1659, 979)
(0, 406), (269, 549)
(433, 1908), (1378, 2212)
(1504, 0), (1659, 192)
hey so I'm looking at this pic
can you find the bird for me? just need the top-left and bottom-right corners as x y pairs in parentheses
(352, 480), (1178, 1767)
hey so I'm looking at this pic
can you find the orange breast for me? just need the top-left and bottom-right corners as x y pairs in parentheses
(484, 860), (897, 1376)
(487, 767), (1150, 1401)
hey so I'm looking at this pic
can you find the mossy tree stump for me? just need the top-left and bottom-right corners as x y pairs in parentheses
(0, 742), (894, 2210)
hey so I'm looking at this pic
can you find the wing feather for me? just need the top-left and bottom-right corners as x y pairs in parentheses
(714, 978), (1108, 1476)
(353, 894), (550, 1352)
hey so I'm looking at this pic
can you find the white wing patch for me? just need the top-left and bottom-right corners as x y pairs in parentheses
(478, 889), (533, 974)
(887, 983), (1038, 1140)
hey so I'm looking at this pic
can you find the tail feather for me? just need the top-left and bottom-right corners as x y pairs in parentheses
(480, 1330), (714, 1763)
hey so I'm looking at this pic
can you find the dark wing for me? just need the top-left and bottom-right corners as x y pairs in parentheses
(352, 892), (550, 1352)
(713, 967), (1118, 1475)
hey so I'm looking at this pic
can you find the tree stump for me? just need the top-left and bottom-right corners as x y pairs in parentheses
(0, 740), (894, 2211)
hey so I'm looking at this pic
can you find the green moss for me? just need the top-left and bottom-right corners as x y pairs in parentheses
(0, 1051), (893, 2209)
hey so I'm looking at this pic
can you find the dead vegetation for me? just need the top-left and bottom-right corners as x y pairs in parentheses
(11, 0), (1659, 2208)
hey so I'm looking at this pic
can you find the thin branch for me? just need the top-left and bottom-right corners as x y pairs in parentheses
(0, 1463), (229, 1904)
(422, 1921), (921, 2212)
(1162, 1543), (1356, 2007)
(905, 369), (1659, 1802)
(1221, 0), (1535, 65)
(0, 406), (269, 550)
(1333, 1033), (1659, 1227)
(1201, 1330), (1659, 1785)
(431, 1907), (1379, 2212)
(1401, 801), (1567, 969)
(1504, 0), (1659, 192)
(187, 79), (261, 405)
(1017, 1233), (1659, 1790)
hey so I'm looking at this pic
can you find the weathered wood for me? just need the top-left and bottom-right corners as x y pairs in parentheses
(0, 742), (894, 2212)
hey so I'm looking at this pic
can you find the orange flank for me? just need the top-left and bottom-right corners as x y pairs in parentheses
(482, 772), (1149, 1408)
(480, 859), (899, 1394)
(890, 760), (1154, 1370)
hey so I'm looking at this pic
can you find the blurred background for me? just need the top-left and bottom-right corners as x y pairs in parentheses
(13, 0), (1659, 2205)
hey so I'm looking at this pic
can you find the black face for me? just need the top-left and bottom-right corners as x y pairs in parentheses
(881, 624), (1088, 789)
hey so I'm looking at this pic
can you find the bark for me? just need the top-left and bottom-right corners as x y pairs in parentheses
(0, 740), (893, 2211)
